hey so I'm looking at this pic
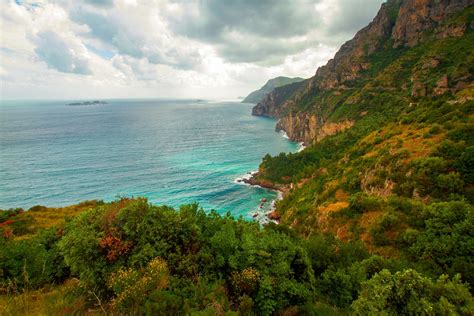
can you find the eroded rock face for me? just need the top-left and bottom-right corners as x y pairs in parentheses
(392, 0), (472, 47)
(313, 0), (398, 91)
(251, 92), (286, 118)
(433, 74), (449, 95)
(276, 113), (354, 145)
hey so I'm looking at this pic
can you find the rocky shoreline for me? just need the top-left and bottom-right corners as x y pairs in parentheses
(235, 130), (302, 225)
(241, 173), (290, 224)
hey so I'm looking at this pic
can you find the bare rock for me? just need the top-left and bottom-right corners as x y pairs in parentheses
(412, 81), (427, 97)
(268, 211), (281, 221)
(433, 74), (449, 95)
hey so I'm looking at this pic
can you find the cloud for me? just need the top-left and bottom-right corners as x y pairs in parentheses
(70, 6), (204, 70)
(71, 10), (144, 58)
(33, 31), (92, 75)
(168, 0), (323, 64)
(172, 0), (321, 40)
(320, 0), (384, 36)
(1, 0), (386, 99)
(84, 0), (114, 8)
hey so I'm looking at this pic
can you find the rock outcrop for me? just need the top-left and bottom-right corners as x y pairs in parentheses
(392, 0), (473, 47)
(276, 114), (354, 144)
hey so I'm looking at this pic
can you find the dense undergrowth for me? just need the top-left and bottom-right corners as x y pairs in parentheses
(1, 198), (472, 314)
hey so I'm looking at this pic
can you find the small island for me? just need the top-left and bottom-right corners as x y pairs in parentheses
(67, 100), (107, 106)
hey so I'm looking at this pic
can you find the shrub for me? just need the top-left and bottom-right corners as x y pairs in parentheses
(108, 257), (169, 311)
(352, 269), (474, 315)
(349, 192), (383, 213)
(408, 201), (474, 285)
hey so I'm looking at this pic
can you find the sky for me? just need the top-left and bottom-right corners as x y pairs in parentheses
(0, 0), (385, 100)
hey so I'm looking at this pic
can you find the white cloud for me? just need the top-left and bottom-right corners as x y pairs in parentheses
(0, 0), (385, 99)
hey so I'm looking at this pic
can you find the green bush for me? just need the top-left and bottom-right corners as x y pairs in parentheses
(352, 269), (474, 315)
(349, 192), (383, 213)
(57, 198), (316, 313)
(0, 228), (68, 291)
(408, 201), (474, 285)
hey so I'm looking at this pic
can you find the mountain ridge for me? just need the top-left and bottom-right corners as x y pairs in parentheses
(242, 76), (305, 104)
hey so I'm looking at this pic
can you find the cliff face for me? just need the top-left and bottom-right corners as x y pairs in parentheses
(392, 0), (473, 47)
(252, 0), (473, 145)
(275, 113), (354, 144)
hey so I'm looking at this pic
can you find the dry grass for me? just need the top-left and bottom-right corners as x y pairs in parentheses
(0, 279), (99, 316)
(9, 201), (101, 240)
(361, 124), (444, 163)
(334, 189), (349, 201)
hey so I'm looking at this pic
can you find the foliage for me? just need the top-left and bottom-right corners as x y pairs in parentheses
(107, 257), (169, 312)
(352, 269), (474, 315)
(55, 198), (316, 313)
(0, 228), (68, 291)
(407, 201), (474, 285)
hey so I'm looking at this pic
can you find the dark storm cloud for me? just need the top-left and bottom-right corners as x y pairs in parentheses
(169, 0), (322, 64)
(172, 0), (321, 40)
(326, 0), (384, 35)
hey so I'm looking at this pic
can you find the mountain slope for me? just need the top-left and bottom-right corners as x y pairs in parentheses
(250, 0), (474, 287)
(242, 76), (305, 104)
(253, 0), (473, 144)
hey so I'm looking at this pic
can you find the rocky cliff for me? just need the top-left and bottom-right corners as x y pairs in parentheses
(276, 114), (354, 144)
(392, 0), (473, 47)
(252, 0), (473, 145)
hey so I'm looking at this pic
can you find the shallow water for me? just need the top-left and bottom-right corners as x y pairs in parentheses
(0, 99), (298, 219)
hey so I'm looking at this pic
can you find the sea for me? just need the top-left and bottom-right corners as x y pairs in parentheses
(0, 99), (300, 221)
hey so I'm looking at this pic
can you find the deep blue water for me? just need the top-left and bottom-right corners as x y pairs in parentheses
(0, 99), (298, 220)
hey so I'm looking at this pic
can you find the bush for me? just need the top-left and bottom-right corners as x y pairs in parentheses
(370, 212), (401, 246)
(408, 201), (474, 285)
(352, 269), (474, 315)
(0, 228), (68, 291)
(349, 192), (383, 213)
(107, 257), (169, 312)
(57, 198), (316, 313)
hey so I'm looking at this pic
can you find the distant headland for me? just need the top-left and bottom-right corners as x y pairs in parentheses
(67, 100), (107, 106)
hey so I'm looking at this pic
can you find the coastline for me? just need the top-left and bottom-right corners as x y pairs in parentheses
(241, 172), (288, 224)
(236, 125), (302, 225)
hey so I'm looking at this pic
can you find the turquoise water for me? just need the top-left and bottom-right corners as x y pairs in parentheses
(0, 99), (298, 220)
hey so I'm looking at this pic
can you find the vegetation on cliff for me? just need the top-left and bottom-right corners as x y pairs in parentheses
(246, 0), (474, 313)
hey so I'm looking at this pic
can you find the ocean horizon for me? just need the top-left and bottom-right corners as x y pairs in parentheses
(0, 98), (300, 222)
